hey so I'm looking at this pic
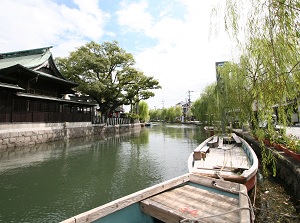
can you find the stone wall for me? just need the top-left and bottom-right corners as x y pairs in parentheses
(235, 130), (300, 200)
(0, 122), (141, 151)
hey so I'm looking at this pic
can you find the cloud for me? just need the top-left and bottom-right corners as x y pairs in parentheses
(115, 0), (231, 108)
(0, 0), (108, 56)
(116, 1), (153, 33)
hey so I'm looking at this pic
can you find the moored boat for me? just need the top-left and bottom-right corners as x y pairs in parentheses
(188, 133), (258, 192)
(61, 173), (254, 223)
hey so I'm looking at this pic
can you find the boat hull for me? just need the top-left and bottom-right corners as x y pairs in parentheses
(188, 134), (258, 192)
(61, 173), (253, 223)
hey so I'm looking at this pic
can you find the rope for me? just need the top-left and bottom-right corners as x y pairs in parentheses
(215, 171), (224, 180)
(213, 182), (255, 222)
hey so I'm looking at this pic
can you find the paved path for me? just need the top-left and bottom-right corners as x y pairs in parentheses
(284, 126), (300, 138)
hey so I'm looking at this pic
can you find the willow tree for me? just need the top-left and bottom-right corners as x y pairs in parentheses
(214, 0), (300, 175)
(217, 61), (253, 128)
(191, 83), (219, 126)
(138, 101), (150, 123)
(219, 0), (300, 130)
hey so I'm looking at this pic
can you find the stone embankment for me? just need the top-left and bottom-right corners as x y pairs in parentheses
(0, 122), (141, 151)
(235, 130), (300, 200)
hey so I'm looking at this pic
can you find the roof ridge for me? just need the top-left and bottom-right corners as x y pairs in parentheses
(0, 46), (53, 59)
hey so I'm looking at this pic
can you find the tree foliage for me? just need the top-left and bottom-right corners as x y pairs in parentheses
(191, 84), (219, 125)
(209, 0), (300, 175)
(149, 105), (182, 122)
(56, 41), (161, 115)
(218, 0), (300, 129)
(138, 101), (150, 122)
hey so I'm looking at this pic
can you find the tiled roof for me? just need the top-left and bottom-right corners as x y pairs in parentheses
(0, 82), (24, 91)
(0, 47), (52, 69)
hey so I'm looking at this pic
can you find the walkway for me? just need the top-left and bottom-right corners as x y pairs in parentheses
(286, 126), (300, 138)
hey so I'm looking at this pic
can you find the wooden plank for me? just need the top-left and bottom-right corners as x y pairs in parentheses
(207, 135), (219, 148)
(189, 173), (242, 194)
(141, 185), (240, 223)
(152, 185), (239, 211)
(232, 133), (242, 146)
(200, 145), (210, 153)
(239, 190), (252, 222)
(194, 144), (203, 152)
(218, 137), (224, 148)
(193, 151), (203, 160)
(175, 185), (239, 210)
(140, 199), (183, 223)
(194, 146), (209, 160)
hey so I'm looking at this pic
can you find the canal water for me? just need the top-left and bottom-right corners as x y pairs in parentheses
(0, 123), (299, 222)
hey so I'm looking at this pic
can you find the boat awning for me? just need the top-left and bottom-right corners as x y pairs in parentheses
(15, 92), (97, 107)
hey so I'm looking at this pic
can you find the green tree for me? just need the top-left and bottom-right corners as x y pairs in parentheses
(165, 105), (182, 122)
(138, 101), (150, 123)
(191, 84), (219, 125)
(160, 108), (167, 121)
(213, 0), (300, 175)
(149, 109), (161, 121)
(218, 0), (300, 129)
(56, 41), (161, 116)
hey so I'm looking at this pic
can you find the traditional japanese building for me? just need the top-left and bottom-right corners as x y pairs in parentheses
(0, 47), (96, 123)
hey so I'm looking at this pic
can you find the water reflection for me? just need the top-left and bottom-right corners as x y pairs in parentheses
(0, 123), (205, 222)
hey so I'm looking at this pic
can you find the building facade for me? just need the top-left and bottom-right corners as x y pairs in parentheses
(0, 47), (96, 123)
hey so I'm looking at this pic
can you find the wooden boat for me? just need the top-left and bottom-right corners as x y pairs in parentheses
(188, 133), (259, 192)
(61, 173), (254, 223)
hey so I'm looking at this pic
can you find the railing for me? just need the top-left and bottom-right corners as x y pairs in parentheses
(0, 110), (137, 125)
(92, 117), (138, 125)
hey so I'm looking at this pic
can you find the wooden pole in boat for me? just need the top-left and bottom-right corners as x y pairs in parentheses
(215, 61), (227, 134)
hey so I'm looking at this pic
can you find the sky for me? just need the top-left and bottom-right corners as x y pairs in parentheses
(0, 0), (235, 110)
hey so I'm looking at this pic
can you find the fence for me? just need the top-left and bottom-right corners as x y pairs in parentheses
(93, 116), (139, 125)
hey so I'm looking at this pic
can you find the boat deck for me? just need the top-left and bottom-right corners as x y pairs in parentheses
(190, 137), (251, 176)
(140, 182), (245, 222)
(61, 173), (251, 223)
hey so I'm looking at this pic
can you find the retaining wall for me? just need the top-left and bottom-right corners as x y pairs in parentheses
(0, 122), (141, 151)
(235, 130), (300, 200)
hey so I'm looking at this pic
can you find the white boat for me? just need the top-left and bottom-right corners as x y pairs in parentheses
(188, 133), (259, 191)
(61, 173), (254, 223)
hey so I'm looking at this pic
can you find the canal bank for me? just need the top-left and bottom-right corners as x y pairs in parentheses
(234, 129), (300, 201)
(0, 122), (141, 151)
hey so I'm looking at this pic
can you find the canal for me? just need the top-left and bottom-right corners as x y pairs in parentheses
(0, 123), (299, 222)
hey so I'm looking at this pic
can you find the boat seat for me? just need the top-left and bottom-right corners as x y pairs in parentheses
(218, 137), (224, 149)
(193, 145), (209, 160)
(200, 146), (210, 153)
(200, 146), (210, 159)
(232, 133), (242, 146)
(207, 136), (218, 148)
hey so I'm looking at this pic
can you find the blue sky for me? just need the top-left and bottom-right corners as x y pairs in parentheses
(0, 0), (234, 110)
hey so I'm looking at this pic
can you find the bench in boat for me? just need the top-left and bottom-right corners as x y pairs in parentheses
(207, 135), (218, 148)
(232, 133), (242, 146)
(193, 145), (210, 160)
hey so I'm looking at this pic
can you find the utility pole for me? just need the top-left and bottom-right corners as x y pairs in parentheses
(187, 90), (193, 108)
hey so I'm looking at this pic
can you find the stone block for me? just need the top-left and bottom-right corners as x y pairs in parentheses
(9, 138), (17, 144)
